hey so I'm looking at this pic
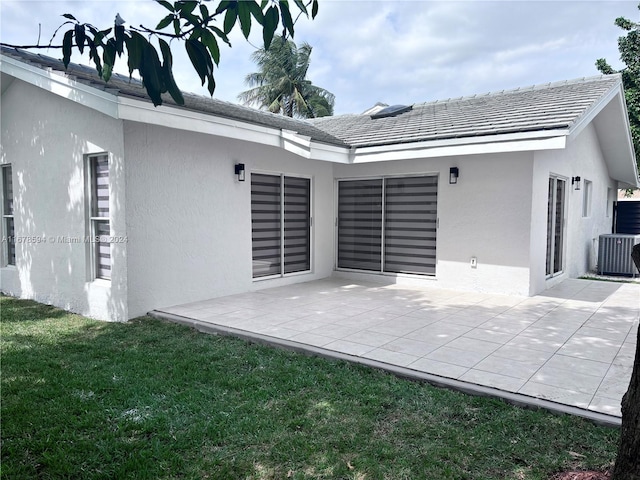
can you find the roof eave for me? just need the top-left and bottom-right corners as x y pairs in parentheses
(350, 129), (568, 163)
(569, 81), (640, 188)
(0, 53), (120, 118)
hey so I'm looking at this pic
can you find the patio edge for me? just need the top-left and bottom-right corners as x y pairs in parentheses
(149, 310), (622, 428)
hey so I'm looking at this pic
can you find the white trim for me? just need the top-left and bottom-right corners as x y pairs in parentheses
(0, 55), (119, 118)
(352, 134), (567, 163)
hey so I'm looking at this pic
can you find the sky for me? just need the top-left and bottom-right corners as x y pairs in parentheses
(1, 1), (639, 115)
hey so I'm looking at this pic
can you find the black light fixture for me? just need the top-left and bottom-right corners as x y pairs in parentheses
(235, 163), (245, 182)
(572, 176), (581, 191)
(449, 167), (459, 184)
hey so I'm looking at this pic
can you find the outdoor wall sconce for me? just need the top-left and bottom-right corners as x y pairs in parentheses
(572, 176), (581, 191)
(449, 167), (459, 184)
(235, 163), (246, 182)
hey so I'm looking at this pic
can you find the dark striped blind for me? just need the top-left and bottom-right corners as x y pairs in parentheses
(284, 176), (311, 274)
(337, 179), (383, 271)
(92, 155), (109, 218)
(3, 165), (13, 216)
(251, 173), (311, 278)
(91, 155), (110, 280)
(2, 165), (15, 265)
(384, 176), (438, 275)
(252, 174), (282, 278)
(95, 220), (111, 279)
(338, 175), (438, 276)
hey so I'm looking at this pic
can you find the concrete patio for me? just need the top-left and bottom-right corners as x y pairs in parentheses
(151, 277), (639, 425)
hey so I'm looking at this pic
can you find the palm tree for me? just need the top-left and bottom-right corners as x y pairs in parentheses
(238, 38), (335, 118)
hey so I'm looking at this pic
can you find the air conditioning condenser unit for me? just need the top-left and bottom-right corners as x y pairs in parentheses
(597, 234), (640, 276)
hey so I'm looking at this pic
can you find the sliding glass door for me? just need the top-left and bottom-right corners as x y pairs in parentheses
(251, 173), (311, 278)
(546, 176), (566, 277)
(337, 175), (438, 276)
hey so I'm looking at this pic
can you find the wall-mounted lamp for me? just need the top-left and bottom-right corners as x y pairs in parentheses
(571, 176), (581, 191)
(449, 167), (459, 184)
(235, 163), (246, 182)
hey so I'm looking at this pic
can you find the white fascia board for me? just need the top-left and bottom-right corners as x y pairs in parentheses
(310, 143), (352, 163)
(352, 132), (567, 163)
(117, 96), (284, 148)
(0, 55), (119, 118)
(281, 129), (311, 158)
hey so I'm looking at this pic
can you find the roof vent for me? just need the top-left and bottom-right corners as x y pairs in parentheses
(370, 104), (412, 119)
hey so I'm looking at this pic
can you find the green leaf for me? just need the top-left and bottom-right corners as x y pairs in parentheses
(177, 0), (198, 14)
(180, 10), (200, 27)
(210, 26), (231, 47)
(185, 38), (211, 85)
(74, 24), (86, 54)
(173, 18), (181, 36)
(237, 1), (252, 39)
(214, 1), (232, 15)
(201, 29), (220, 65)
(102, 39), (116, 81)
(62, 29), (73, 68)
(311, 0), (318, 19)
(62, 13), (77, 21)
(156, 0), (175, 12)
(279, 1), (294, 37)
(246, 1), (264, 25)
(115, 25), (125, 55)
(159, 38), (185, 105)
(263, 6), (279, 49)
(223, 2), (237, 34)
(102, 63), (113, 83)
(89, 44), (103, 77)
(293, 0), (307, 16)
(199, 4), (209, 22)
(125, 32), (146, 76)
(156, 13), (174, 30)
(140, 42), (164, 106)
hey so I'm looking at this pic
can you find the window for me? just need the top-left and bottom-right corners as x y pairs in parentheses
(337, 175), (438, 276)
(2, 165), (15, 266)
(582, 179), (592, 218)
(251, 173), (311, 279)
(88, 154), (110, 280)
(546, 176), (566, 276)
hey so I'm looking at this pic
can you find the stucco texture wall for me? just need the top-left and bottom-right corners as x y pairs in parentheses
(0, 79), (127, 321)
(123, 122), (335, 318)
(333, 152), (535, 296)
(530, 123), (617, 294)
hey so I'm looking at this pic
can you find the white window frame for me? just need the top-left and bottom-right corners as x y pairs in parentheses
(1, 165), (15, 267)
(87, 154), (111, 281)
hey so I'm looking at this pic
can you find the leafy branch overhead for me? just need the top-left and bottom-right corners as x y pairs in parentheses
(43, 0), (319, 106)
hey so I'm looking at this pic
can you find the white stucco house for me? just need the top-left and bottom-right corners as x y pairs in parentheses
(1, 47), (638, 322)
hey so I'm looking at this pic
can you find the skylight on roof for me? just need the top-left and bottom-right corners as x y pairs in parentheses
(370, 104), (412, 119)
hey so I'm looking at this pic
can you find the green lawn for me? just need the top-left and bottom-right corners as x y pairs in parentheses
(1, 296), (618, 479)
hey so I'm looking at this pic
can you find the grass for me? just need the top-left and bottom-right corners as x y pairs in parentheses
(1, 296), (619, 480)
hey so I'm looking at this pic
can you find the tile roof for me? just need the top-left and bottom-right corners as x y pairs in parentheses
(310, 76), (622, 148)
(2, 47), (621, 150)
(0, 47), (348, 148)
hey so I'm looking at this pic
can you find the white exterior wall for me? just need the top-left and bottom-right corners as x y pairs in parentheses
(530, 123), (617, 294)
(333, 152), (535, 296)
(0, 79), (127, 321)
(123, 122), (335, 317)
